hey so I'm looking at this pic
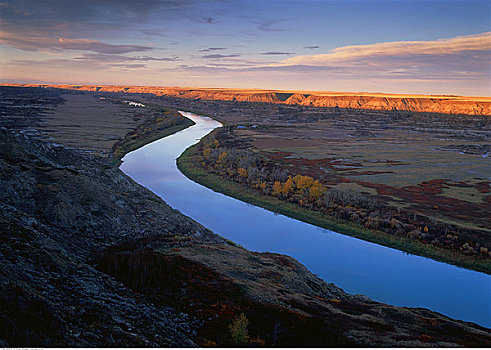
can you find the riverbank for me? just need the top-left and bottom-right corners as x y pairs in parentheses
(177, 142), (491, 274)
(111, 111), (195, 166)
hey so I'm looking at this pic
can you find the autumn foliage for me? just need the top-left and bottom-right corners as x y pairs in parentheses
(193, 130), (490, 261)
(199, 137), (326, 207)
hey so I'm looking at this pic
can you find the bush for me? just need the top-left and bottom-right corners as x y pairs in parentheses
(229, 313), (249, 346)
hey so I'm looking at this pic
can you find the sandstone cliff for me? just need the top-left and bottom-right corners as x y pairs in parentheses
(4, 83), (490, 115)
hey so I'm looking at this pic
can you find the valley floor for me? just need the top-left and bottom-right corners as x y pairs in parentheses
(0, 86), (489, 347)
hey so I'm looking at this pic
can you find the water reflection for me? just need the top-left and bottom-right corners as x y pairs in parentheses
(121, 112), (491, 327)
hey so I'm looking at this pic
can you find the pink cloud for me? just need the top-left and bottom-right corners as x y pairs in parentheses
(279, 32), (491, 67)
(0, 31), (154, 54)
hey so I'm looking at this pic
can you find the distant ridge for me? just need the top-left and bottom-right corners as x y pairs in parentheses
(4, 83), (490, 115)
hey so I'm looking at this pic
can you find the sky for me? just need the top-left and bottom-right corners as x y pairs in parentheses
(0, 0), (490, 95)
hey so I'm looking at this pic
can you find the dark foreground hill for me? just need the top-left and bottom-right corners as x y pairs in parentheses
(0, 86), (489, 346)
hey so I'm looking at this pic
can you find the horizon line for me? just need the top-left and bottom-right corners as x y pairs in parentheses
(2, 82), (490, 100)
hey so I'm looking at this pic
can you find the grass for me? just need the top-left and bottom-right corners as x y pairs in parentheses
(110, 118), (195, 166)
(178, 143), (491, 274)
(245, 127), (491, 232)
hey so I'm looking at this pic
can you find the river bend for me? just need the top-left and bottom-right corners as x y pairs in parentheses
(120, 112), (491, 327)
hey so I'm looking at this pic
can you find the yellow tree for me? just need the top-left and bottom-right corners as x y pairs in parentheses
(309, 180), (325, 201)
(295, 175), (314, 191)
(217, 152), (228, 168)
(229, 313), (249, 346)
(272, 181), (282, 196)
(237, 167), (248, 178)
(281, 176), (295, 196)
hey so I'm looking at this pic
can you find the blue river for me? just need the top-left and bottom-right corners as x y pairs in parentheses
(120, 112), (491, 328)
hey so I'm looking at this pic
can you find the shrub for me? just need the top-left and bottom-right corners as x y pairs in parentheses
(229, 313), (249, 346)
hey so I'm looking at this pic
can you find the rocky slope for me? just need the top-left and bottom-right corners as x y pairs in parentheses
(4, 83), (490, 116)
(0, 86), (490, 347)
(0, 129), (209, 346)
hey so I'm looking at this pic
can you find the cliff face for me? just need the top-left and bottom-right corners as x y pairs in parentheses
(289, 94), (490, 115)
(4, 83), (490, 115)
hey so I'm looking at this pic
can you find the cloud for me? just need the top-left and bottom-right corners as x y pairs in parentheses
(74, 53), (180, 62)
(304, 45), (319, 49)
(199, 47), (226, 52)
(256, 19), (288, 32)
(140, 29), (167, 37)
(260, 51), (294, 55)
(178, 33), (490, 89)
(113, 63), (147, 69)
(0, 0), (202, 40)
(279, 32), (491, 67)
(0, 2), (31, 17)
(169, 62), (487, 89)
(0, 31), (155, 54)
(7, 58), (148, 71)
(206, 58), (277, 68)
(202, 53), (240, 59)
(0, 0), (197, 23)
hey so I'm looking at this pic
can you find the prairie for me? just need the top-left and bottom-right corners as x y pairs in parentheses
(235, 121), (490, 233)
